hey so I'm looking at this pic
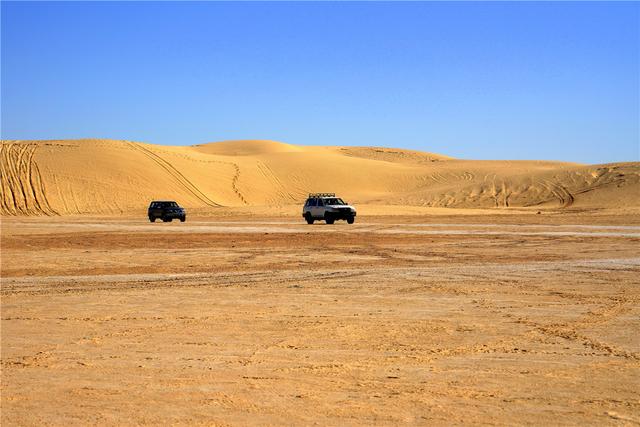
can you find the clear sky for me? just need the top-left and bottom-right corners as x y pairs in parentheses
(2, 1), (638, 164)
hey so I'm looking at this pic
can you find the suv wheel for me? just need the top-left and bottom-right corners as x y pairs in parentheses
(149, 216), (156, 223)
(325, 213), (335, 225)
(305, 212), (314, 224)
(180, 216), (186, 222)
(347, 216), (355, 224)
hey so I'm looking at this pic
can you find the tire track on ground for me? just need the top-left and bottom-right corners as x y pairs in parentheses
(150, 147), (248, 205)
(25, 144), (45, 213)
(474, 296), (639, 361)
(257, 161), (296, 203)
(0, 142), (57, 215)
(202, 158), (247, 205)
(541, 180), (574, 208)
(126, 141), (222, 207)
(0, 268), (374, 296)
(0, 142), (18, 214)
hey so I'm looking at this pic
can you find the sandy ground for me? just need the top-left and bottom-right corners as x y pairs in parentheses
(3, 139), (639, 216)
(1, 213), (639, 425)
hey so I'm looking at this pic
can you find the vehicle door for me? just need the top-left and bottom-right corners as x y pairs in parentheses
(312, 198), (324, 218)
(303, 198), (314, 217)
(149, 202), (161, 217)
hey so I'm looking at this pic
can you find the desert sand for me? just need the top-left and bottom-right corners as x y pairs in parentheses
(1, 139), (639, 425)
(1, 139), (639, 215)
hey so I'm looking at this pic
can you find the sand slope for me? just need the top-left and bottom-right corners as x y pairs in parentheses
(1, 139), (638, 215)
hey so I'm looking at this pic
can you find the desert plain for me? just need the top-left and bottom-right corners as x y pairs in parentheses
(1, 139), (639, 425)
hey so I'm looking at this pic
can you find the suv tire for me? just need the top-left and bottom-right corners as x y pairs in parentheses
(149, 216), (156, 223)
(325, 213), (335, 224)
(180, 216), (186, 222)
(347, 216), (355, 224)
(305, 212), (314, 224)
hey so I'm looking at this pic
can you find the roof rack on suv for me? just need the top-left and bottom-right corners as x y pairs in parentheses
(308, 193), (335, 198)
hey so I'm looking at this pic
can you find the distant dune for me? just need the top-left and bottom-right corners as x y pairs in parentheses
(1, 139), (638, 215)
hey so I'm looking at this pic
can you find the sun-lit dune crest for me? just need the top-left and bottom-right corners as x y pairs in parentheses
(1, 138), (638, 215)
(192, 139), (304, 156)
(329, 146), (454, 163)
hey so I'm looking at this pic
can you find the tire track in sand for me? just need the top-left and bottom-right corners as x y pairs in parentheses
(541, 180), (574, 208)
(201, 158), (247, 205)
(0, 142), (57, 215)
(126, 142), (222, 207)
(147, 146), (248, 205)
(257, 161), (296, 203)
(473, 296), (639, 361)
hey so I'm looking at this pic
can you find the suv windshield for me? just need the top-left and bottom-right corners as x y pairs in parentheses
(323, 198), (345, 205)
(151, 202), (179, 208)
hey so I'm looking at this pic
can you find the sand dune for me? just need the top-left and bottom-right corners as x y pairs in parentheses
(193, 139), (304, 156)
(1, 139), (638, 215)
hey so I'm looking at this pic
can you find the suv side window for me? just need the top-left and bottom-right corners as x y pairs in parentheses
(317, 199), (324, 207)
(309, 198), (317, 207)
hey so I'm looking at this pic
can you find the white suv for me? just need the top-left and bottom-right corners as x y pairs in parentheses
(302, 193), (356, 224)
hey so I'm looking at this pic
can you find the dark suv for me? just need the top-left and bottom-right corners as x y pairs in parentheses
(148, 201), (186, 222)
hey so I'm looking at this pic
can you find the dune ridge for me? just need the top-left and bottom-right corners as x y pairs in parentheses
(1, 139), (638, 215)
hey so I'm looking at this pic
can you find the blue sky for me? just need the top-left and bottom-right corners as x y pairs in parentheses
(2, 1), (638, 163)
